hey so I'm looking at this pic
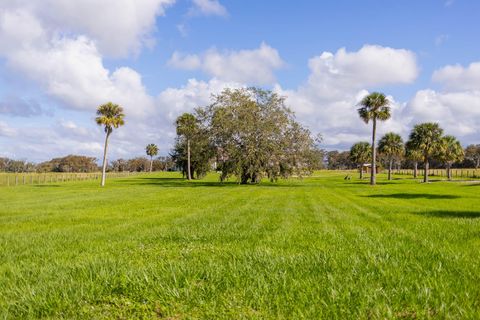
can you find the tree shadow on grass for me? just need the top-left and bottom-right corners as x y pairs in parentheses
(363, 193), (460, 199)
(417, 210), (480, 219)
(119, 177), (302, 188)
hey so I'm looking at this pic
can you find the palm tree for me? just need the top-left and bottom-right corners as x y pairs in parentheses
(358, 92), (391, 185)
(349, 142), (372, 179)
(145, 143), (159, 172)
(408, 122), (443, 183)
(95, 102), (125, 187)
(176, 113), (197, 180)
(378, 132), (404, 180)
(405, 140), (423, 179)
(438, 135), (464, 180)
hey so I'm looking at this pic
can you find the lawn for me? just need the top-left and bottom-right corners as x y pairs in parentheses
(0, 171), (479, 319)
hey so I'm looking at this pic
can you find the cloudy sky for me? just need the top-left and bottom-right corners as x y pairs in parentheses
(1, 0), (479, 162)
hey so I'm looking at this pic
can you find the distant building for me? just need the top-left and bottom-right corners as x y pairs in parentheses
(361, 163), (381, 174)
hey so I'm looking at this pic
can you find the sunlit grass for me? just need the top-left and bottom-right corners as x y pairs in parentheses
(1, 171), (479, 319)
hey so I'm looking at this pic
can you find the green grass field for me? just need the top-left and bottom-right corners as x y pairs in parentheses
(1, 171), (479, 319)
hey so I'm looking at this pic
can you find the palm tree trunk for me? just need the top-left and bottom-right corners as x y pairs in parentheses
(187, 139), (192, 180)
(424, 159), (429, 183)
(150, 156), (153, 172)
(388, 158), (393, 180)
(413, 161), (418, 178)
(100, 131), (110, 187)
(370, 118), (377, 185)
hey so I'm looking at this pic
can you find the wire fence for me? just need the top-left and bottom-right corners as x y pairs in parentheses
(0, 171), (147, 187)
(385, 168), (480, 179)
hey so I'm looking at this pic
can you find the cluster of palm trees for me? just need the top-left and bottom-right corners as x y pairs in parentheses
(94, 91), (467, 187)
(354, 92), (464, 185)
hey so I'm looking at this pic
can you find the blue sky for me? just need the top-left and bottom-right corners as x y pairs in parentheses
(1, 0), (479, 162)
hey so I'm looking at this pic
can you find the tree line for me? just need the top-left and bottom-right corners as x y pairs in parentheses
(350, 92), (480, 184)
(0, 155), (174, 174)
(4, 89), (479, 186)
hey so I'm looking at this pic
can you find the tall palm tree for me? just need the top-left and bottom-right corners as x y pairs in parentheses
(405, 140), (423, 179)
(349, 142), (372, 179)
(145, 143), (159, 172)
(408, 122), (443, 183)
(358, 92), (391, 185)
(95, 102), (125, 187)
(378, 132), (404, 180)
(438, 135), (464, 181)
(176, 113), (197, 180)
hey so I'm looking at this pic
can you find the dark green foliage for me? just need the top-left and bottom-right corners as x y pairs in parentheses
(349, 142), (371, 179)
(464, 144), (480, 168)
(202, 87), (319, 184)
(36, 155), (98, 173)
(378, 133), (404, 180)
(408, 122), (444, 182)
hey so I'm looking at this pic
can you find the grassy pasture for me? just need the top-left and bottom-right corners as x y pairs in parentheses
(0, 171), (479, 319)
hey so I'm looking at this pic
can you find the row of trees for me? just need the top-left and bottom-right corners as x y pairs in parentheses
(355, 92), (478, 184)
(326, 144), (480, 171)
(351, 122), (465, 183)
(172, 88), (323, 183)
(0, 154), (174, 173)
(92, 91), (479, 186)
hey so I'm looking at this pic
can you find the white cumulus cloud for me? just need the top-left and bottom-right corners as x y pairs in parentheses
(168, 43), (285, 84)
(190, 0), (228, 17)
(275, 45), (418, 149)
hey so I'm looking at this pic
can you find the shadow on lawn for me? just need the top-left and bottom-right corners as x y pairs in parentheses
(363, 193), (460, 199)
(419, 210), (480, 219)
(120, 177), (302, 188)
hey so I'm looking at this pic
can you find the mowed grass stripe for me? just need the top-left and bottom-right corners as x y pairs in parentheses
(1, 171), (479, 319)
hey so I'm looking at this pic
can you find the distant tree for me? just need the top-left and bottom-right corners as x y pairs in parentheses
(405, 141), (423, 179)
(111, 159), (128, 172)
(327, 151), (354, 170)
(408, 122), (444, 183)
(465, 144), (480, 169)
(171, 124), (215, 179)
(378, 133), (404, 180)
(349, 142), (371, 179)
(127, 157), (150, 172)
(176, 113), (197, 180)
(438, 135), (464, 180)
(37, 155), (98, 173)
(358, 92), (391, 185)
(145, 144), (159, 172)
(95, 102), (125, 187)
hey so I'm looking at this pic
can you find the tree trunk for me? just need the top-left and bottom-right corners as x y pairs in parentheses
(423, 159), (429, 183)
(413, 161), (418, 179)
(187, 139), (192, 180)
(447, 163), (452, 181)
(150, 156), (153, 173)
(476, 158), (479, 169)
(359, 165), (363, 179)
(388, 158), (393, 180)
(370, 118), (377, 185)
(100, 131), (111, 187)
